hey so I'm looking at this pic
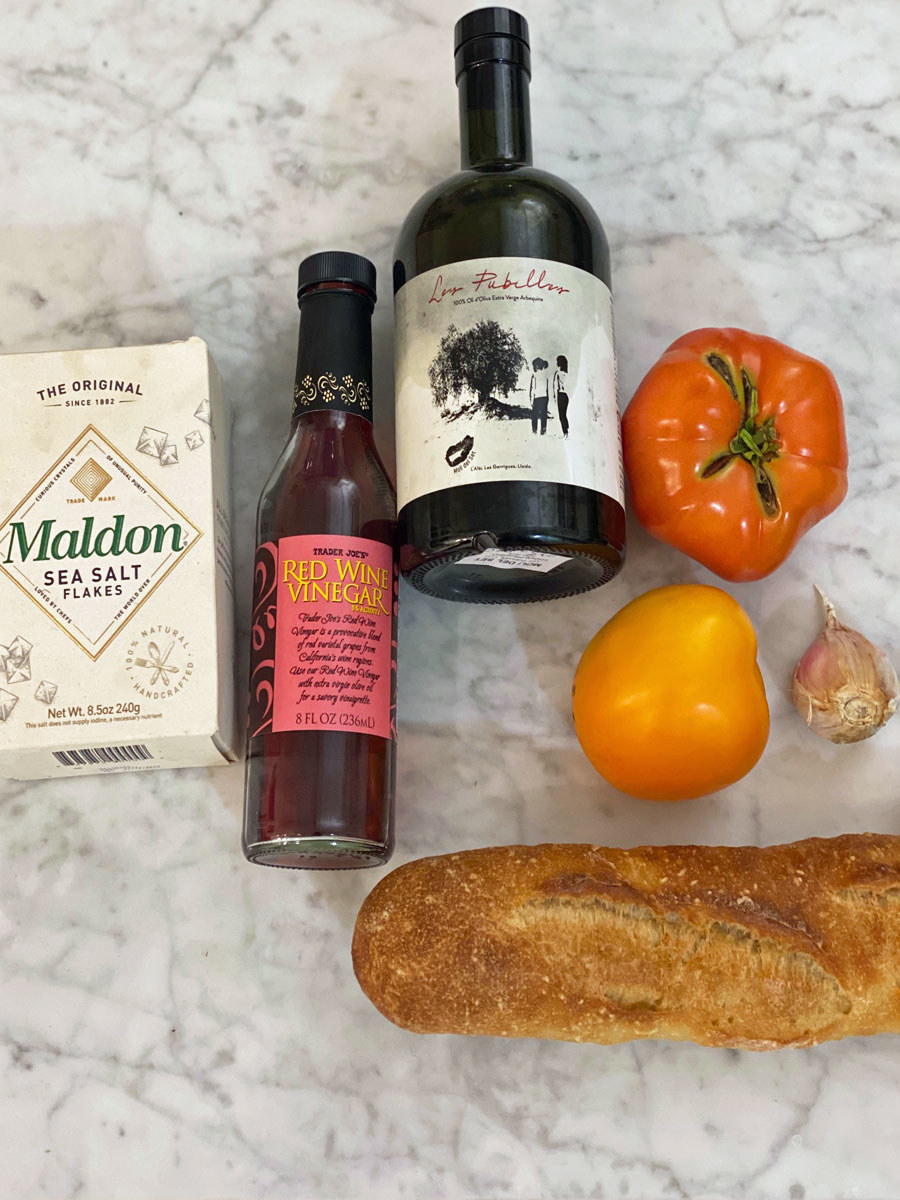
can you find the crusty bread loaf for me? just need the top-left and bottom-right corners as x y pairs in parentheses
(352, 835), (900, 1049)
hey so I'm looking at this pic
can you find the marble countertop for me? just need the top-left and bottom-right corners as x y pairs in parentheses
(3, 0), (899, 1196)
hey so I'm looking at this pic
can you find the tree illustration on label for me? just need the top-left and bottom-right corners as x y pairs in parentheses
(428, 320), (527, 421)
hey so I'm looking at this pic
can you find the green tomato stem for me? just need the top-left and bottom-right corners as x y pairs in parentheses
(701, 352), (782, 517)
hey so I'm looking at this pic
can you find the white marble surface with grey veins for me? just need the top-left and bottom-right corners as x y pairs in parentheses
(2, 0), (900, 1197)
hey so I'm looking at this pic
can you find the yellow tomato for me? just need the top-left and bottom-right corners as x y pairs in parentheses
(573, 584), (769, 801)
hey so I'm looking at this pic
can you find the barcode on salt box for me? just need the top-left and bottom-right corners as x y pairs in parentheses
(52, 745), (154, 767)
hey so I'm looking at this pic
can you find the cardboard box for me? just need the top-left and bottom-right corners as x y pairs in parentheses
(0, 338), (239, 778)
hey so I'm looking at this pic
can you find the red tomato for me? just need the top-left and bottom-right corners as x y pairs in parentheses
(622, 328), (848, 582)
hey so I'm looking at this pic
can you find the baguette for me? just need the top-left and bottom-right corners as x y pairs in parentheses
(352, 835), (900, 1049)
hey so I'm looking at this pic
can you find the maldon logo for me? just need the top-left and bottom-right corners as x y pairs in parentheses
(3, 514), (185, 564)
(0, 425), (200, 660)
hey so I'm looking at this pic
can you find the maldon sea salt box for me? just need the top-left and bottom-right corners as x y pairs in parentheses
(0, 338), (239, 779)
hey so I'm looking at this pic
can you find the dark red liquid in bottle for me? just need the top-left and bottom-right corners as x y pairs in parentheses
(242, 255), (397, 869)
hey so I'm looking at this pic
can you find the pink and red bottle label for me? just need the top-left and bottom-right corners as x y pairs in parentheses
(249, 534), (396, 740)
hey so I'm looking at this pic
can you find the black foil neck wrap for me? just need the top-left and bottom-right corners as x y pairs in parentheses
(292, 285), (375, 421)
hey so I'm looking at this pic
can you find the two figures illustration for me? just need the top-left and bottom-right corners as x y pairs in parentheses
(528, 355), (569, 436)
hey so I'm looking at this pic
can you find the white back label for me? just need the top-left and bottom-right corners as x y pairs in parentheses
(456, 548), (569, 573)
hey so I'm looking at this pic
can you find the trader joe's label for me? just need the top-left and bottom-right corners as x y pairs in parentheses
(394, 256), (624, 510)
(250, 534), (395, 739)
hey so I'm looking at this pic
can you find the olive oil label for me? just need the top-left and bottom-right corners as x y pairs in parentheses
(394, 256), (624, 510)
(253, 534), (396, 739)
(0, 338), (238, 780)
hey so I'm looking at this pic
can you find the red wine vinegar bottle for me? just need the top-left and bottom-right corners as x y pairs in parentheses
(243, 252), (398, 869)
(393, 8), (626, 603)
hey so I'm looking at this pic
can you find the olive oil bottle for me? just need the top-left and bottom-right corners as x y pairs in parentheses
(393, 7), (626, 603)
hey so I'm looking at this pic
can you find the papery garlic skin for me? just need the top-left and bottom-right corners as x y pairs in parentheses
(792, 591), (899, 744)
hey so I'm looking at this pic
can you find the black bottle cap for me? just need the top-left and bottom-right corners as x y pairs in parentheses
(454, 7), (531, 79)
(454, 7), (529, 50)
(297, 251), (377, 304)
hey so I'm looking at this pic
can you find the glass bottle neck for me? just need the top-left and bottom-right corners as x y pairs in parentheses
(288, 407), (372, 439)
(292, 286), (374, 423)
(458, 62), (532, 169)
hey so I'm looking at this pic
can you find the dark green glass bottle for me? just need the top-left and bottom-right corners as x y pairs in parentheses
(393, 7), (625, 604)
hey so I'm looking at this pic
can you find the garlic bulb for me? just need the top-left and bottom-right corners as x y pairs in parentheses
(792, 589), (899, 743)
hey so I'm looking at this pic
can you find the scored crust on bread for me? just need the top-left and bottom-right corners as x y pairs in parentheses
(351, 835), (900, 1049)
